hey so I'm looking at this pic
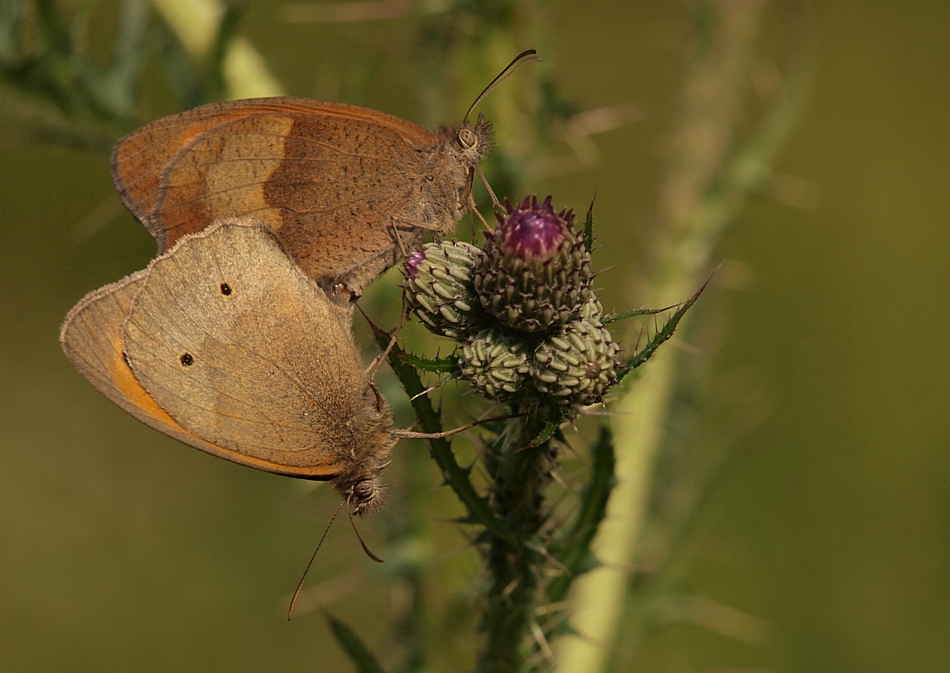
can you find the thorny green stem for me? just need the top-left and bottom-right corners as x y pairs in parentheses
(477, 402), (555, 673)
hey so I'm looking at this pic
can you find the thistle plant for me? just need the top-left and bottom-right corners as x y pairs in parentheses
(387, 195), (705, 672)
(404, 196), (649, 410)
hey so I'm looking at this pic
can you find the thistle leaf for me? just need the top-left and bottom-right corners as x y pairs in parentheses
(396, 351), (459, 373)
(324, 611), (387, 673)
(373, 328), (509, 541)
(618, 275), (712, 379)
(546, 425), (616, 605)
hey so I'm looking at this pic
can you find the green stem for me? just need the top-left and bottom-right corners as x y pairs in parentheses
(477, 402), (553, 673)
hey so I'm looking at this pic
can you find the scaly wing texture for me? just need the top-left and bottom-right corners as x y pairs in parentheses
(59, 270), (226, 460)
(112, 98), (439, 294)
(121, 220), (374, 478)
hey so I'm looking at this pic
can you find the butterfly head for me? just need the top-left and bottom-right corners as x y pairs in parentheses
(345, 476), (382, 515)
(453, 113), (493, 168)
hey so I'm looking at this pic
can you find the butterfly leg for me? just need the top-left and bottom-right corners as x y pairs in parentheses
(468, 192), (492, 232)
(362, 287), (409, 381)
(389, 217), (412, 257)
(475, 166), (502, 209)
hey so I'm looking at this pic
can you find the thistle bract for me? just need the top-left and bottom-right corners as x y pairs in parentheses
(460, 327), (531, 399)
(578, 295), (605, 324)
(404, 241), (483, 339)
(532, 318), (621, 406)
(474, 196), (592, 333)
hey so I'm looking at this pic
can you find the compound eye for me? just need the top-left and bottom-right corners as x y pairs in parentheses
(353, 480), (376, 501)
(458, 127), (477, 149)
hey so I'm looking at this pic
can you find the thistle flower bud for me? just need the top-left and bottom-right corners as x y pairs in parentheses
(578, 295), (605, 324)
(474, 196), (592, 333)
(403, 241), (483, 338)
(532, 318), (621, 407)
(460, 327), (531, 399)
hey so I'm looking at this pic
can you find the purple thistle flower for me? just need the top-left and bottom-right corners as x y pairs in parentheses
(474, 195), (592, 333)
(496, 196), (576, 261)
(404, 247), (426, 279)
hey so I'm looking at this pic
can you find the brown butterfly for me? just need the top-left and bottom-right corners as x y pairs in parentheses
(61, 218), (395, 513)
(111, 51), (538, 302)
(62, 216), (532, 618)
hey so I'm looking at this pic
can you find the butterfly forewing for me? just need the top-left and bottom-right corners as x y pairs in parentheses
(112, 98), (450, 296)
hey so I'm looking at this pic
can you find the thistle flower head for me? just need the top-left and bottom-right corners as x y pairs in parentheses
(459, 327), (531, 399)
(402, 241), (483, 339)
(475, 195), (592, 333)
(532, 318), (622, 407)
(494, 196), (573, 261)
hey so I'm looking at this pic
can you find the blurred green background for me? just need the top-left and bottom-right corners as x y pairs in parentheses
(2, 1), (949, 671)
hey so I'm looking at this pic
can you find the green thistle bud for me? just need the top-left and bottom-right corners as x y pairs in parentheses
(578, 295), (605, 324)
(460, 327), (531, 399)
(474, 196), (592, 333)
(532, 318), (621, 406)
(403, 241), (483, 339)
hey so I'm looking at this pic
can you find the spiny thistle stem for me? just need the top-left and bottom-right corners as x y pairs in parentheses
(477, 402), (556, 673)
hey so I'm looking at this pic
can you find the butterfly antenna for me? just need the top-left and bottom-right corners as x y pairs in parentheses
(346, 506), (384, 563)
(463, 49), (541, 124)
(287, 499), (345, 620)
